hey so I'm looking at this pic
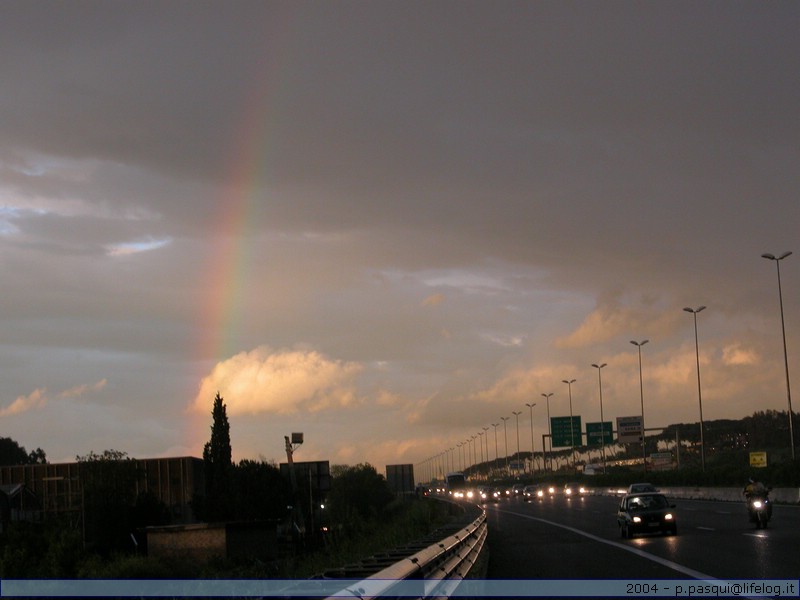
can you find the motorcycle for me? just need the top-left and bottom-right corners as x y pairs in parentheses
(746, 492), (772, 529)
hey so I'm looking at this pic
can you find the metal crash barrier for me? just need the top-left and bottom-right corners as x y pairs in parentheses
(317, 500), (488, 600)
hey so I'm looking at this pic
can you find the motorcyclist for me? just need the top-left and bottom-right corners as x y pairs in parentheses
(742, 477), (766, 499)
(743, 477), (772, 521)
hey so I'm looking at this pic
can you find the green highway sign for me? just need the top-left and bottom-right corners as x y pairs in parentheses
(586, 421), (614, 445)
(551, 416), (582, 447)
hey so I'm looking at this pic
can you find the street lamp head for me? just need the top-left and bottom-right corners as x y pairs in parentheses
(684, 306), (706, 314)
(526, 402), (536, 408)
(513, 411), (522, 416)
(591, 363), (607, 369)
(541, 392), (553, 399)
(630, 339), (649, 347)
(764, 251), (793, 261)
(562, 379), (576, 384)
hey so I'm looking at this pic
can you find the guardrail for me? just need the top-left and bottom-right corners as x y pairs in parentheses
(315, 499), (487, 600)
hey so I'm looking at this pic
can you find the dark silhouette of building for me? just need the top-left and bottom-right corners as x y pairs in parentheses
(0, 456), (204, 524)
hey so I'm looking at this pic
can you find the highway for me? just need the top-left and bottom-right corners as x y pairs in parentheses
(481, 493), (800, 581)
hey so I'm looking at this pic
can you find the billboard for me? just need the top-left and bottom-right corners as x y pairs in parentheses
(650, 452), (673, 471)
(279, 460), (332, 493)
(386, 464), (415, 495)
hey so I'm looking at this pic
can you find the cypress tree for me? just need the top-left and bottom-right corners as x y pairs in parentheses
(202, 392), (232, 521)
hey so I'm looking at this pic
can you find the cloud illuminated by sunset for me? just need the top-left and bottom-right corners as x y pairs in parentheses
(193, 346), (363, 416)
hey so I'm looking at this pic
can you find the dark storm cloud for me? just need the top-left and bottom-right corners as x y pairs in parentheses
(1, 1), (798, 465)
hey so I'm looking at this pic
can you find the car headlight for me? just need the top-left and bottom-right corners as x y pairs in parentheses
(467, 490), (474, 498)
(664, 513), (673, 520)
(578, 487), (585, 494)
(632, 516), (642, 523)
(537, 490), (544, 497)
(752, 500), (763, 508)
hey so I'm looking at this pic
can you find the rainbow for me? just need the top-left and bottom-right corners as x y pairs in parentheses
(186, 24), (294, 453)
(201, 25), (293, 365)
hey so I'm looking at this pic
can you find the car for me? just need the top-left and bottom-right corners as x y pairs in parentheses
(522, 484), (544, 501)
(617, 492), (677, 538)
(451, 487), (477, 501)
(478, 486), (501, 503)
(544, 483), (558, 496)
(563, 482), (587, 497)
(627, 482), (657, 494)
(511, 483), (525, 496)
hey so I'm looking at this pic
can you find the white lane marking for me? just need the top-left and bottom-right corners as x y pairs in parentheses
(742, 532), (767, 538)
(696, 526), (715, 531)
(495, 507), (714, 580)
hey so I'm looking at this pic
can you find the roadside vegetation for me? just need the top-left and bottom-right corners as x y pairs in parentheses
(0, 475), (451, 579)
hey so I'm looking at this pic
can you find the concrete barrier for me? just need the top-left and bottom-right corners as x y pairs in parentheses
(656, 486), (800, 504)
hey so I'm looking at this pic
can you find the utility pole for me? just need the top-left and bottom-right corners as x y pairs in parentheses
(285, 433), (305, 536)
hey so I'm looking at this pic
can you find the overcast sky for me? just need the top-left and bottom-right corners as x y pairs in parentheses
(1, 2), (798, 473)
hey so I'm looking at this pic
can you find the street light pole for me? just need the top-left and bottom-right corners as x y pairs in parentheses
(482, 427), (489, 477)
(501, 416), (510, 474)
(562, 379), (577, 469)
(762, 252), (795, 461)
(542, 393), (553, 472)
(526, 402), (537, 476)
(492, 423), (500, 474)
(478, 431), (485, 476)
(512, 410), (522, 475)
(684, 306), (707, 472)
(591, 363), (608, 473)
(469, 436), (476, 474)
(631, 339), (650, 472)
